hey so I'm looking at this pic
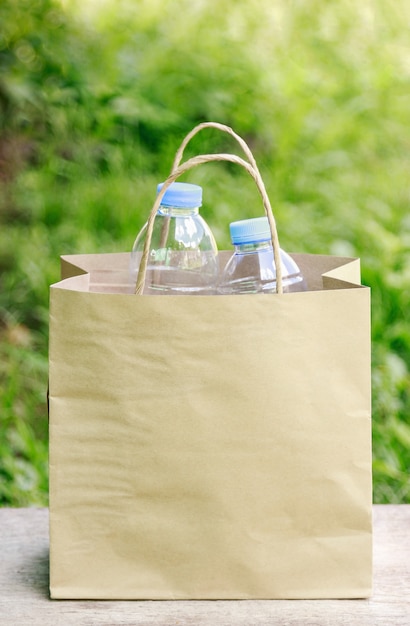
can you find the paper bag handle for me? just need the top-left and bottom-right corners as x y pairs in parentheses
(135, 122), (283, 295)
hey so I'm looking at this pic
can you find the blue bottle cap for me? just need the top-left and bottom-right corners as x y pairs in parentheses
(229, 217), (272, 245)
(157, 182), (202, 208)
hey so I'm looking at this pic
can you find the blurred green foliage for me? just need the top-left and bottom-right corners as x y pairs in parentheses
(1, 0), (409, 505)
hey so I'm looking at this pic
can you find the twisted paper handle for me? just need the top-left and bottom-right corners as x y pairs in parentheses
(135, 122), (283, 295)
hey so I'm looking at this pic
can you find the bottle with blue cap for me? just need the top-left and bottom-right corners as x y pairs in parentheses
(130, 182), (219, 294)
(219, 216), (306, 294)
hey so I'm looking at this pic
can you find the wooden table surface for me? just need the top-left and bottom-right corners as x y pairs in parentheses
(0, 505), (409, 625)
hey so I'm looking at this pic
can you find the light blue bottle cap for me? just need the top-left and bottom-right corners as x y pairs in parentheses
(229, 217), (272, 244)
(157, 182), (202, 208)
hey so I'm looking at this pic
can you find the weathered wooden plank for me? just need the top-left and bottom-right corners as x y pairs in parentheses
(0, 505), (409, 625)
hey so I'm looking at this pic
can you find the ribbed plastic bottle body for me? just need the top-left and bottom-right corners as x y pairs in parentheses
(219, 217), (306, 294)
(130, 183), (218, 295)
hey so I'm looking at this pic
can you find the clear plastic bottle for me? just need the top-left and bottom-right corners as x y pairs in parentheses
(219, 217), (306, 294)
(130, 182), (219, 295)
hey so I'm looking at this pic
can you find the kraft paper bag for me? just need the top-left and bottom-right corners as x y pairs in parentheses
(48, 250), (372, 600)
(48, 122), (372, 600)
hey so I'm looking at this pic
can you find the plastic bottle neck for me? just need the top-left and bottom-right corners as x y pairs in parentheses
(158, 205), (200, 217)
(233, 240), (273, 255)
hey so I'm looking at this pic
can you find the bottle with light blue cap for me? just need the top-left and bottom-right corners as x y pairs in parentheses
(218, 216), (306, 294)
(130, 182), (218, 294)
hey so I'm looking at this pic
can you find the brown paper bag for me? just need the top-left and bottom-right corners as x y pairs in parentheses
(48, 123), (372, 600)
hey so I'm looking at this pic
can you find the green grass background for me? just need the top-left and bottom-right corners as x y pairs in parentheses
(1, 0), (409, 506)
